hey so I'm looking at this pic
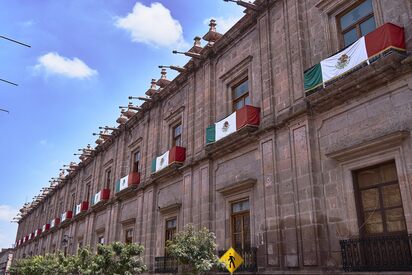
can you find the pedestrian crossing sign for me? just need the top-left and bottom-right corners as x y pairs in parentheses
(219, 247), (244, 274)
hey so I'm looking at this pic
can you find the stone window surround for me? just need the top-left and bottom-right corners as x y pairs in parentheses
(164, 106), (185, 150)
(121, 219), (135, 244)
(316, 0), (384, 55)
(219, 55), (253, 118)
(127, 137), (142, 176)
(217, 179), (256, 250)
(329, 132), (412, 238)
(159, 208), (179, 255)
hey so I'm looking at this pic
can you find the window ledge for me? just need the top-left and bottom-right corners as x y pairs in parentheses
(158, 202), (181, 215)
(326, 130), (409, 161)
(217, 178), (256, 196)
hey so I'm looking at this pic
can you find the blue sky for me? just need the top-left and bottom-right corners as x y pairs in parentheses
(0, 0), (243, 248)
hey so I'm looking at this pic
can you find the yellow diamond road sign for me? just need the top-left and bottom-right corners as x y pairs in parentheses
(220, 247), (244, 274)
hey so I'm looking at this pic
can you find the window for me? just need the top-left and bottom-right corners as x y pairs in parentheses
(85, 183), (91, 202)
(97, 236), (105, 245)
(338, 0), (375, 47)
(231, 200), (250, 250)
(132, 151), (141, 172)
(77, 239), (83, 249)
(165, 218), (177, 253)
(354, 161), (406, 236)
(70, 193), (76, 210)
(125, 229), (133, 244)
(232, 79), (250, 111)
(105, 168), (112, 189)
(172, 123), (182, 147)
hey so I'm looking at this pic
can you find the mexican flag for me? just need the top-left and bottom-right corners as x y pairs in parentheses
(92, 189), (110, 204)
(92, 191), (102, 205)
(206, 105), (260, 144)
(151, 146), (186, 173)
(115, 172), (141, 192)
(42, 224), (50, 233)
(50, 218), (60, 228)
(304, 23), (406, 92)
(61, 211), (72, 222)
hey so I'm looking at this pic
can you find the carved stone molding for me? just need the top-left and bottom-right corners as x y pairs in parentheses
(158, 203), (181, 215)
(216, 178), (256, 197)
(326, 130), (410, 161)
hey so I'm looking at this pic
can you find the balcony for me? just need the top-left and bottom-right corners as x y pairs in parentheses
(34, 228), (42, 238)
(340, 234), (412, 272)
(42, 223), (50, 233)
(304, 23), (408, 112)
(28, 233), (34, 241)
(217, 247), (257, 273)
(151, 146), (186, 177)
(23, 235), (28, 244)
(74, 201), (89, 216)
(205, 105), (261, 157)
(154, 256), (178, 273)
(50, 217), (60, 228)
(91, 188), (111, 207)
(115, 172), (141, 195)
(61, 210), (73, 223)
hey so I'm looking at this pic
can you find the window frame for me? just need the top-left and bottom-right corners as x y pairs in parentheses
(104, 168), (112, 189)
(353, 161), (406, 237)
(165, 217), (177, 254)
(171, 122), (182, 147)
(337, 0), (375, 48)
(124, 228), (134, 244)
(231, 78), (250, 112)
(230, 199), (251, 250)
(132, 150), (141, 173)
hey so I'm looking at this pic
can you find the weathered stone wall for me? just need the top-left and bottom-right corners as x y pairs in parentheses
(13, 1), (412, 273)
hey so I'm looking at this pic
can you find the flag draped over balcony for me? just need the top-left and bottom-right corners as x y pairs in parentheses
(206, 105), (260, 144)
(92, 189), (110, 204)
(115, 172), (140, 192)
(304, 23), (406, 92)
(151, 146), (186, 173)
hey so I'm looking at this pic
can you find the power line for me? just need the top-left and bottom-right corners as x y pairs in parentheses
(0, 35), (31, 48)
(0, 78), (18, 86)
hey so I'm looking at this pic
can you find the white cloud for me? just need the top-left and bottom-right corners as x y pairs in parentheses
(0, 205), (18, 222)
(115, 2), (186, 48)
(35, 52), (98, 79)
(203, 16), (242, 34)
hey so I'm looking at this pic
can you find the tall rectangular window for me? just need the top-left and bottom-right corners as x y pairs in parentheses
(165, 218), (177, 253)
(172, 124), (182, 147)
(338, 0), (375, 47)
(97, 235), (105, 245)
(85, 183), (91, 202)
(125, 229), (133, 244)
(70, 193), (76, 210)
(232, 79), (250, 111)
(354, 161), (406, 236)
(105, 168), (112, 189)
(231, 199), (250, 250)
(133, 151), (141, 173)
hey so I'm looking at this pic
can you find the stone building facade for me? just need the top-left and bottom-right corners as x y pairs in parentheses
(0, 249), (14, 275)
(13, 0), (412, 273)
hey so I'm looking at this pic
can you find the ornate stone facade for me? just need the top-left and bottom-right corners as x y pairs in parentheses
(13, 0), (412, 273)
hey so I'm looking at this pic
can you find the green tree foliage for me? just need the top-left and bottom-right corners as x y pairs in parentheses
(9, 242), (147, 275)
(166, 224), (221, 275)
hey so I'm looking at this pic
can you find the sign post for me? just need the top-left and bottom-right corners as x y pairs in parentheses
(219, 247), (244, 274)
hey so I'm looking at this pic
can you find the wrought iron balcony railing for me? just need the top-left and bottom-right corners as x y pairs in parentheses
(154, 256), (178, 273)
(340, 234), (412, 272)
(217, 247), (257, 272)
